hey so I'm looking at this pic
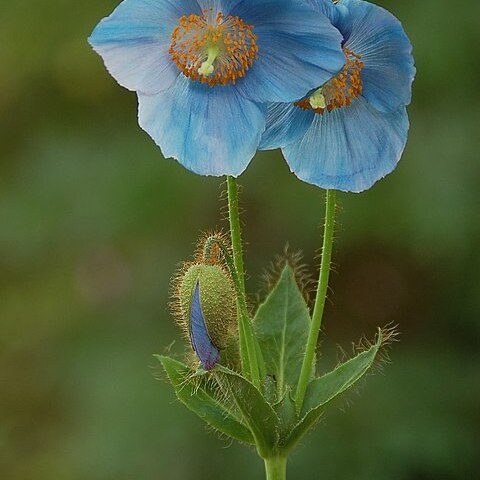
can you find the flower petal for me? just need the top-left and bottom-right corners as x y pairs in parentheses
(259, 103), (314, 150)
(138, 75), (266, 177)
(282, 97), (409, 192)
(233, 0), (345, 103)
(190, 282), (220, 371)
(305, 0), (342, 24)
(88, 0), (201, 94)
(338, 0), (415, 113)
(195, 0), (240, 15)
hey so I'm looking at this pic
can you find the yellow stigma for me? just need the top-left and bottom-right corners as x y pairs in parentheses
(169, 10), (258, 87)
(198, 44), (220, 77)
(295, 47), (364, 115)
(309, 90), (326, 110)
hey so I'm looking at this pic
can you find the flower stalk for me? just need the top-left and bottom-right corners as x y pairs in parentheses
(227, 176), (261, 388)
(295, 189), (336, 413)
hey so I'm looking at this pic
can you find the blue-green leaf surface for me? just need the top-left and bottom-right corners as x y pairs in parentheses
(254, 265), (311, 400)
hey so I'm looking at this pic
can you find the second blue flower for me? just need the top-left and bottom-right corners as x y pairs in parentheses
(260, 0), (416, 192)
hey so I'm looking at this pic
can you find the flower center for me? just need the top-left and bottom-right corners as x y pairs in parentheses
(169, 10), (258, 87)
(295, 48), (364, 114)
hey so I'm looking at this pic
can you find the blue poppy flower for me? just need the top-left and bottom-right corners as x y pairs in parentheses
(260, 0), (415, 192)
(89, 0), (346, 177)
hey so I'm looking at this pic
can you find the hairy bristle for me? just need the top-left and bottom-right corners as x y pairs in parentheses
(169, 261), (198, 342)
(334, 324), (400, 384)
(170, 229), (234, 339)
(195, 229), (231, 265)
(330, 324), (401, 413)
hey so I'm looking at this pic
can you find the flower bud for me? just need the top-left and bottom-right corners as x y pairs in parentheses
(175, 263), (237, 369)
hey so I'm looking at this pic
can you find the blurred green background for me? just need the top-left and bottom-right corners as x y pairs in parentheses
(1, 0), (479, 479)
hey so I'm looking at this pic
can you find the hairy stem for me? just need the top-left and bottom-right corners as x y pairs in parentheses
(295, 189), (336, 413)
(227, 176), (260, 388)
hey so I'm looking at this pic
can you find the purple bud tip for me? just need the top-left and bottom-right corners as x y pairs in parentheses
(189, 282), (220, 370)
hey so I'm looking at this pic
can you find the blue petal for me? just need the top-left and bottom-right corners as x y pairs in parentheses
(233, 0), (345, 103)
(89, 0), (201, 94)
(190, 282), (220, 371)
(337, 0), (415, 113)
(282, 97), (409, 192)
(138, 75), (266, 177)
(259, 103), (314, 150)
(304, 0), (342, 24)
(196, 0), (241, 15)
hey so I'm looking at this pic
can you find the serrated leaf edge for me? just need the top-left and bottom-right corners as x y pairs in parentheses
(157, 355), (255, 444)
(283, 329), (384, 452)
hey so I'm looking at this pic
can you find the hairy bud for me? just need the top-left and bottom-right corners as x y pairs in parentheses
(173, 263), (238, 369)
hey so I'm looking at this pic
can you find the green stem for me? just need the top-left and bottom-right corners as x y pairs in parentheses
(295, 189), (336, 414)
(226, 176), (261, 388)
(264, 455), (287, 480)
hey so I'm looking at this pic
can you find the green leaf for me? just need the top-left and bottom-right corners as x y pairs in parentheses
(273, 388), (297, 443)
(216, 365), (279, 457)
(284, 330), (384, 452)
(254, 265), (311, 400)
(157, 355), (254, 444)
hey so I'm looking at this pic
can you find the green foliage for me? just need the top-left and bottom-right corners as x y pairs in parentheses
(160, 264), (389, 459)
(254, 265), (311, 400)
(273, 389), (297, 443)
(284, 331), (384, 452)
(302, 332), (383, 415)
(157, 356), (254, 444)
(215, 366), (280, 458)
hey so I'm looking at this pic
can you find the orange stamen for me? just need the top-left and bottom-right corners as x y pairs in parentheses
(295, 47), (364, 114)
(169, 9), (258, 87)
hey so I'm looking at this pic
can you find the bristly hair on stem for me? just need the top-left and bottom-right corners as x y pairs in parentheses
(226, 176), (261, 388)
(295, 189), (337, 414)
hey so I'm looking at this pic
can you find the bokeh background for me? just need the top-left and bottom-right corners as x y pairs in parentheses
(1, 0), (479, 479)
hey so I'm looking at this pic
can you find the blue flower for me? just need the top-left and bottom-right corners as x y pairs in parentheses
(260, 0), (415, 192)
(89, 0), (345, 177)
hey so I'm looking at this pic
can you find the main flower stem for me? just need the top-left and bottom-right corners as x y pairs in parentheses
(264, 455), (287, 480)
(295, 189), (336, 414)
(227, 176), (260, 388)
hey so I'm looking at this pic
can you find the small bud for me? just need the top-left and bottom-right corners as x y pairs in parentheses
(175, 263), (237, 369)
